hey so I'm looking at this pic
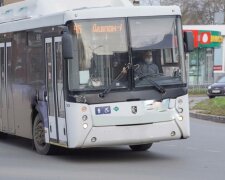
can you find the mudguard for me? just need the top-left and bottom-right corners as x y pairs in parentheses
(35, 101), (49, 129)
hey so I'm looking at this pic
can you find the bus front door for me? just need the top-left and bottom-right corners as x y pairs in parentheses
(45, 37), (67, 146)
(0, 42), (15, 134)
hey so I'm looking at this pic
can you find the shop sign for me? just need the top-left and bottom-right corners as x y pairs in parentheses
(199, 31), (223, 48)
(213, 65), (222, 71)
(184, 30), (223, 48)
(199, 32), (211, 44)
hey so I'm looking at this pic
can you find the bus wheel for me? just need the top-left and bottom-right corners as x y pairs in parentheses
(0, 132), (7, 139)
(129, 143), (153, 151)
(33, 115), (53, 155)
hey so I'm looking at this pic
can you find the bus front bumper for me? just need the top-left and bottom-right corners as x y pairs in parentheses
(81, 120), (182, 148)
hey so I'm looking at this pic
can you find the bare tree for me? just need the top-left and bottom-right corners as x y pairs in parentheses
(161, 0), (225, 24)
(201, 0), (225, 24)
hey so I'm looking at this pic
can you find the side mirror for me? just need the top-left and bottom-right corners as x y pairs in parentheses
(184, 31), (194, 52)
(62, 29), (74, 59)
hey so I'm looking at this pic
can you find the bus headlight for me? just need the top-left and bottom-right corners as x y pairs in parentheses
(178, 116), (183, 121)
(83, 123), (88, 129)
(176, 98), (184, 114)
(81, 106), (87, 112)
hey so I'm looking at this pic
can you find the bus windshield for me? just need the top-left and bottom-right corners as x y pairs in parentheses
(68, 18), (129, 91)
(129, 16), (185, 88)
(68, 16), (185, 91)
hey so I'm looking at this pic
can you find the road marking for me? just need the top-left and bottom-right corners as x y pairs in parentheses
(205, 149), (221, 153)
(187, 146), (198, 151)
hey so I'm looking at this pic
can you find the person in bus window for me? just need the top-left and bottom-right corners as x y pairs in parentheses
(136, 51), (159, 77)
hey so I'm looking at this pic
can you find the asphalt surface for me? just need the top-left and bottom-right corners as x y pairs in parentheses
(0, 118), (225, 180)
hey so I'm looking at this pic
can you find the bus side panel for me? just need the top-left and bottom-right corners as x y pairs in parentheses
(10, 30), (45, 139)
(12, 84), (34, 138)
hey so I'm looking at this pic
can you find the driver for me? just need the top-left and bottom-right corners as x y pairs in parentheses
(140, 51), (159, 76)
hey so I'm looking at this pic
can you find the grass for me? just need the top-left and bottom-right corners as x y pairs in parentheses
(192, 97), (225, 116)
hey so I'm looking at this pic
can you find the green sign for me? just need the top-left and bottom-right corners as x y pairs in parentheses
(198, 30), (223, 48)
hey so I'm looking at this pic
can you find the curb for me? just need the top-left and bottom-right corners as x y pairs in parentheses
(190, 111), (225, 123)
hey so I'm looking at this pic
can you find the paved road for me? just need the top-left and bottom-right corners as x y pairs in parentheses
(0, 118), (225, 180)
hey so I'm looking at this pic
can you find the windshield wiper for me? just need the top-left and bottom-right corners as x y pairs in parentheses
(134, 68), (166, 94)
(99, 63), (131, 98)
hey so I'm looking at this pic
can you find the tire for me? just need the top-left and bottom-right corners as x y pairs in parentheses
(0, 132), (7, 139)
(129, 143), (153, 151)
(33, 115), (54, 155)
(208, 96), (215, 99)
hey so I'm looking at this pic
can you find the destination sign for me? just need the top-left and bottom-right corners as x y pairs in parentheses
(73, 23), (123, 34)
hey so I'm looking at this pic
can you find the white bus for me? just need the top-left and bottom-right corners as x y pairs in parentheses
(0, 0), (193, 154)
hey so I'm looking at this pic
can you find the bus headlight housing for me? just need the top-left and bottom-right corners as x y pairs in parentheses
(177, 108), (183, 113)
(82, 115), (88, 121)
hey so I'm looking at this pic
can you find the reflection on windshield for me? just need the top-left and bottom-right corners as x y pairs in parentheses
(129, 17), (184, 87)
(68, 19), (129, 91)
(129, 18), (176, 50)
(67, 16), (185, 92)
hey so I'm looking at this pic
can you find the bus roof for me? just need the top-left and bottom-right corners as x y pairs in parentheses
(65, 6), (181, 21)
(0, 0), (181, 34)
(0, 0), (132, 23)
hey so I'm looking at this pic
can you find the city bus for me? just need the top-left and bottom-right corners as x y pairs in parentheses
(0, 0), (193, 154)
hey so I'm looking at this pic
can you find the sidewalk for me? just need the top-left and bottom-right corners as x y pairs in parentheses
(189, 95), (225, 123)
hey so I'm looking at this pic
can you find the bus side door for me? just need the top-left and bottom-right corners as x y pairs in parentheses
(0, 42), (15, 134)
(45, 37), (67, 146)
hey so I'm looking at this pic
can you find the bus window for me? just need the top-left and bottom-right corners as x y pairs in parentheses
(68, 18), (129, 91)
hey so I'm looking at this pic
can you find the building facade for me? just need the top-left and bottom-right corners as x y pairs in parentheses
(184, 25), (225, 87)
